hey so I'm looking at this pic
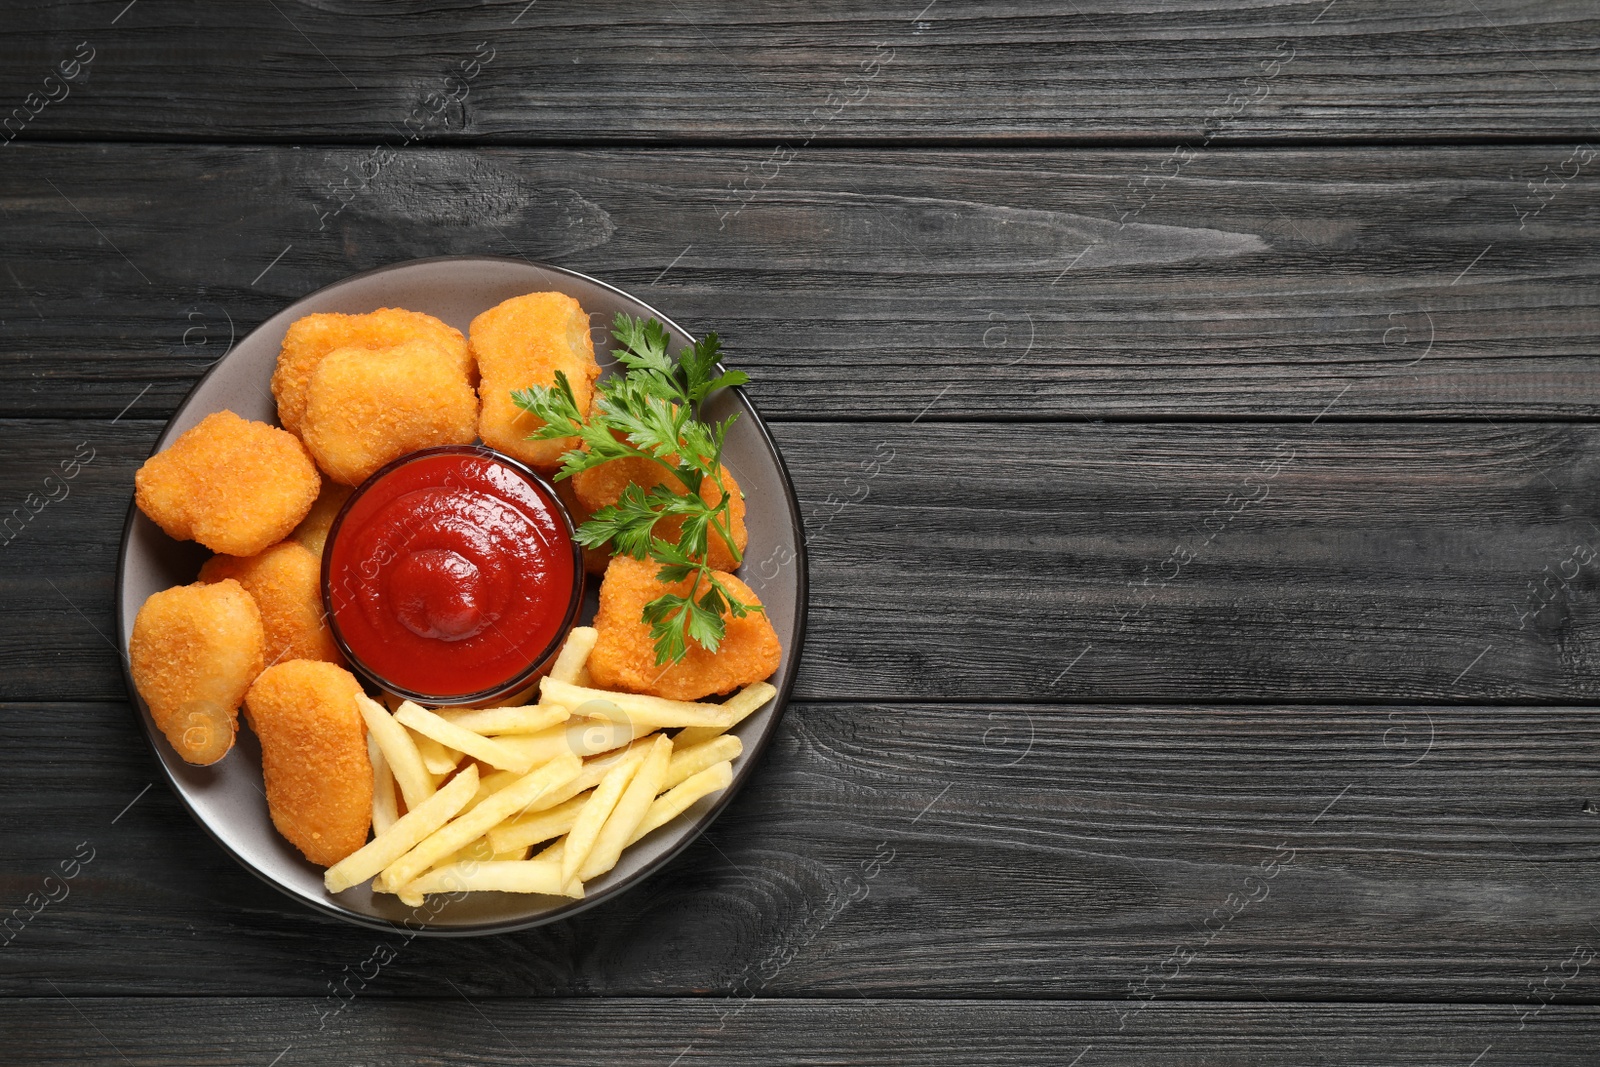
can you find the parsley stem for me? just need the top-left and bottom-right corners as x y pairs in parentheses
(709, 500), (743, 567)
(676, 568), (707, 648)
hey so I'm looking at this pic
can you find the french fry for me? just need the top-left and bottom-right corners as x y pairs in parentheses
(665, 734), (742, 791)
(353, 672), (759, 907)
(673, 682), (778, 747)
(368, 732), (399, 837)
(577, 731), (660, 778)
(561, 747), (647, 889)
(472, 766), (566, 815)
(493, 716), (652, 767)
(412, 731), (463, 776)
(467, 768), (524, 810)
(486, 739), (662, 844)
(446, 836), (496, 866)
(487, 792), (590, 854)
(628, 761), (734, 846)
(569, 716), (657, 757)
(395, 701), (536, 773)
(401, 859), (580, 898)
(378, 753), (581, 890)
(579, 735), (673, 882)
(549, 626), (598, 683)
(437, 704), (570, 736)
(356, 693), (434, 810)
(380, 800), (539, 896)
(540, 678), (739, 730)
(487, 727), (568, 768)
(324, 763), (480, 894)
(471, 734), (655, 830)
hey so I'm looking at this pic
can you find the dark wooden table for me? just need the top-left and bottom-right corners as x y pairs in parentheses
(4, 2), (1600, 1063)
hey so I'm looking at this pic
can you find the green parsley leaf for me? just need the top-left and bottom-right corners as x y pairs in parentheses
(679, 333), (750, 405)
(511, 370), (584, 440)
(519, 314), (763, 664)
(641, 593), (691, 665)
(684, 590), (727, 652)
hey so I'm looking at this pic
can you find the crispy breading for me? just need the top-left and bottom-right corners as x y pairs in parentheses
(572, 455), (749, 571)
(135, 410), (321, 556)
(272, 308), (469, 437)
(199, 541), (343, 669)
(470, 292), (600, 473)
(588, 555), (781, 701)
(244, 661), (372, 867)
(300, 339), (479, 486)
(129, 579), (265, 766)
(289, 480), (353, 558)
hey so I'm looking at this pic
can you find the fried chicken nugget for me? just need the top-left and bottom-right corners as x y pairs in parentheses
(300, 339), (479, 486)
(470, 292), (601, 473)
(272, 308), (470, 437)
(573, 456), (749, 571)
(129, 579), (265, 766)
(289, 480), (353, 558)
(200, 541), (343, 668)
(244, 661), (372, 867)
(588, 555), (781, 701)
(135, 410), (321, 557)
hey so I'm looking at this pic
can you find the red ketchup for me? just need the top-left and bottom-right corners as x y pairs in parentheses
(323, 447), (581, 704)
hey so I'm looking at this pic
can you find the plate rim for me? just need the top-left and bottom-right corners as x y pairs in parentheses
(114, 253), (810, 937)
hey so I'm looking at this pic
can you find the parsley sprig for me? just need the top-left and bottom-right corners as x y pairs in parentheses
(511, 313), (760, 666)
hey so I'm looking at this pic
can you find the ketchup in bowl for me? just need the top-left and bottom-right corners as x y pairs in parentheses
(323, 446), (582, 705)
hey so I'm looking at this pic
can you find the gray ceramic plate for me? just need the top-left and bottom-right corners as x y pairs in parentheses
(116, 255), (807, 935)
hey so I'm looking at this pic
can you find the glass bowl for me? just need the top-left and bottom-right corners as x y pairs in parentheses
(321, 444), (585, 707)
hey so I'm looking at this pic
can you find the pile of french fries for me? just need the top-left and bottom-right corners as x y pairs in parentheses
(324, 627), (776, 907)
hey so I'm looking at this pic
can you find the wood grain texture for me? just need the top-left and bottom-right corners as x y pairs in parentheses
(3, 699), (1596, 999)
(2, 1), (1600, 143)
(3, 144), (1600, 421)
(8, 419), (1600, 705)
(3, 1), (1598, 1058)
(2, 1000), (1600, 1067)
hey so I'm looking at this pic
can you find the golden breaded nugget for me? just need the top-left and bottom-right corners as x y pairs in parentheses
(573, 455), (748, 571)
(244, 661), (372, 867)
(588, 556), (781, 701)
(199, 541), (343, 669)
(301, 339), (479, 486)
(135, 410), (320, 556)
(470, 292), (600, 473)
(272, 308), (469, 437)
(289, 480), (353, 558)
(129, 580), (265, 766)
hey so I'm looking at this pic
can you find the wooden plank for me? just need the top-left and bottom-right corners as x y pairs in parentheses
(2, 999), (1599, 1065)
(3, 699), (1595, 999)
(9, 419), (1600, 704)
(3, 144), (1600, 421)
(2, 2), (1599, 143)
